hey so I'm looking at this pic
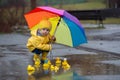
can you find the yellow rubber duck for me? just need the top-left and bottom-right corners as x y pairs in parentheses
(43, 63), (49, 70)
(54, 66), (59, 73)
(47, 59), (51, 66)
(27, 65), (35, 71)
(27, 70), (35, 75)
(34, 59), (40, 65)
(55, 57), (61, 67)
(62, 58), (70, 69)
(50, 65), (54, 71)
(62, 58), (68, 67)
(64, 64), (71, 71)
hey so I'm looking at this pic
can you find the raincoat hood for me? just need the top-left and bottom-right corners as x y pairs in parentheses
(38, 20), (52, 30)
(30, 29), (38, 36)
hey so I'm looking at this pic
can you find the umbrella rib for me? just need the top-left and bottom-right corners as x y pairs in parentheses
(53, 18), (61, 35)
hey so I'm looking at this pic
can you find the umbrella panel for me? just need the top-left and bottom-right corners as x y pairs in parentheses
(24, 11), (60, 29)
(55, 18), (73, 47)
(55, 17), (87, 47)
(31, 16), (60, 34)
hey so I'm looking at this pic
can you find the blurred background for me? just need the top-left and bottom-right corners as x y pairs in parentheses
(0, 0), (120, 33)
(0, 1), (120, 80)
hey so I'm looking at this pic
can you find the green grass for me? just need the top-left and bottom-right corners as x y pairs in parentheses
(54, 2), (106, 10)
(103, 18), (120, 24)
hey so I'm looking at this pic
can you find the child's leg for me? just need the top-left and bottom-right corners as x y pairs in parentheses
(33, 53), (40, 61)
(41, 52), (48, 64)
(32, 48), (42, 61)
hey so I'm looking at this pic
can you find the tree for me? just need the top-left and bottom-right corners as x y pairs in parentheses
(30, 0), (36, 9)
(107, 0), (120, 8)
(0, 0), (26, 32)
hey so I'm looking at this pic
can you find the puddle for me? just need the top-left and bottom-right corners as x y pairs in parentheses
(66, 54), (120, 75)
(25, 52), (120, 80)
(0, 44), (120, 80)
(0, 31), (120, 80)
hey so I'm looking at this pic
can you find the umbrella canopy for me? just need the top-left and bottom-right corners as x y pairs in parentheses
(24, 6), (87, 47)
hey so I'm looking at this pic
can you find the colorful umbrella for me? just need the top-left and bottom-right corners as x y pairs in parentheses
(24, 6), (87, 47)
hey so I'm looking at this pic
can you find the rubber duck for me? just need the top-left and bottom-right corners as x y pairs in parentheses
(55, 57), (61, 67)
(47, 59), (51, 66)
(27, 70), (35, 75)
(50, 65), (54, 71)
(64, 64), (71, 71)
(54, 66), (59, 73)
(62, 58), (68, 67)
(27, 65), (35, 71)
(62, 58), (71, 71)
(34, 59), (41, 65)
(43, 63), (49, 70)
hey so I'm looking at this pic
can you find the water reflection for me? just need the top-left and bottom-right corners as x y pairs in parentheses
(66, 54), (120, 75)
(27, 72), (52, 80)
(27, 64), (52, 80)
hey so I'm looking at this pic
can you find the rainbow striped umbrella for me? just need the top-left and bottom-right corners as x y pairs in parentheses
(24, 6), (87, 47)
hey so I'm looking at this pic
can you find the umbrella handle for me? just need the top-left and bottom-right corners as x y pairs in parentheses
(49, 18), (61, 60)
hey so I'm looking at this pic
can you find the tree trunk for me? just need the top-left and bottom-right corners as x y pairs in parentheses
(0, 9), (12, 33)
(30, 0), (37, 10)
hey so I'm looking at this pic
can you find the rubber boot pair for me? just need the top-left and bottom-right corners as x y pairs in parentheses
(33, 54), (47, 64)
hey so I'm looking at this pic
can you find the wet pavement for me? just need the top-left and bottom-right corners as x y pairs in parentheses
(83, 24), (120, 54)
(0, 24), (120, 80)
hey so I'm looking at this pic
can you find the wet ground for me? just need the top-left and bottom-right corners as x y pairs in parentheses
(0, 24), (120, 80)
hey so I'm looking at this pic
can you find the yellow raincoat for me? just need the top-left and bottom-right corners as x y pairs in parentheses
(26, 30), (52, 52)
(26, 19), (55, 61)
(26, 29), (53, 60)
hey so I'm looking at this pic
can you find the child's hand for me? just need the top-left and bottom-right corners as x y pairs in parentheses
(51, 36), (56, 41)
(48, 36), (56, 44)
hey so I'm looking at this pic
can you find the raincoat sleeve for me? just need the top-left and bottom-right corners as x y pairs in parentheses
(27, 36), (52, 51)
(36, 43), (52, 51)
(26, 37), (35, 51)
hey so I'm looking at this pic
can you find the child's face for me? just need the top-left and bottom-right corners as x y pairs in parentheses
(40, 28), (50, 36)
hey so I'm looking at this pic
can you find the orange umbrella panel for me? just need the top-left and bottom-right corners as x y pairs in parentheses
(24, 9), (60, 29)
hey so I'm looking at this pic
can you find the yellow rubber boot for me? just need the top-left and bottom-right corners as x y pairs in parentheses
(41, 52), (48, 60)
(41, 52), (48, 64)
(33, 54), (40, 62)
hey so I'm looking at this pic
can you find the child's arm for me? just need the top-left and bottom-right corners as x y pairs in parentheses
(36, 43), (52, 51)
(27, 36), (52, 51)
(49, 35), (56, 43)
